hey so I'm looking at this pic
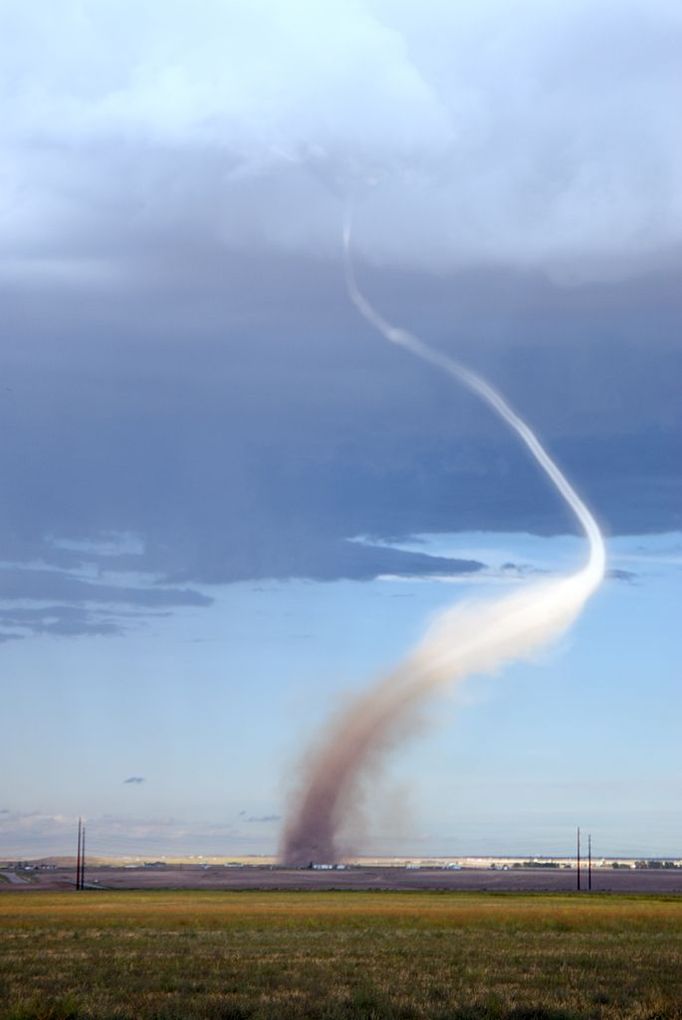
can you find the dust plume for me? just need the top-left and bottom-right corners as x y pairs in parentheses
(279, 215), (605, 867)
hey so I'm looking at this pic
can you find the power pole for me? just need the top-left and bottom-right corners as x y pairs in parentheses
(576, 826), (581, 891)
(76, 817), (82, 891)
(588, 833), (592, 892)
(80, 824), (86, 890)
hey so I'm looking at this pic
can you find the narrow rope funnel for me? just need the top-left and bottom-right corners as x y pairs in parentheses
(279, 213), (605, 867)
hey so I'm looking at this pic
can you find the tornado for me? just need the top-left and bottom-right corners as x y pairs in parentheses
(279, 217), (606, 867)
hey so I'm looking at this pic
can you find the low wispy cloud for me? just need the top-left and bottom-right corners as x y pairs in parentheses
(607, 568), (638, 584)
(0, 606), (124, 640)
(238, 811), (281, 824)
(0, 567), (212, 607)
(0, 811), (277, 857)
(0, 563), (213, 642)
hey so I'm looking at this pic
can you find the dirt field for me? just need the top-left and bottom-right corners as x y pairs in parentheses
(3, 863), (682, 894)
(1, 889), (682, 1018)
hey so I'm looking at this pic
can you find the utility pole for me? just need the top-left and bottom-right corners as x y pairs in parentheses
(80, 824), (86, 890)
(588, 833), (592, 892)
(76, 818), (82, 891)
(576, 826), (581, 891)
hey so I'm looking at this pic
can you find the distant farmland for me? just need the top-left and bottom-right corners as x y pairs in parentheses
(1, 890), (682, 1019)
(3, 860), (682, 894)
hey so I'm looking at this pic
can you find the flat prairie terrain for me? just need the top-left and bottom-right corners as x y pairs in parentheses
(4, 864), (682, 894)
(1, 890), (681, 1019)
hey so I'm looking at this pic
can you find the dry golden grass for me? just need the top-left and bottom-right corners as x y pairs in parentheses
(1, 891), (681, 1019)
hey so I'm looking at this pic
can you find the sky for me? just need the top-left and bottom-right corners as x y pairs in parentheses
(1, 0), (680, 860)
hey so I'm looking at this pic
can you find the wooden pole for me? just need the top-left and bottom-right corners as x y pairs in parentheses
(588, 833), (592, 892)
(76, 818), (82, 890)
(576, 826), (581, 891)
(80, 825), (86, 890)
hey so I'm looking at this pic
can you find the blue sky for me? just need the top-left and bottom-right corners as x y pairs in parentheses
(2, 530), (679, 858)
(1, 0), (681, 858)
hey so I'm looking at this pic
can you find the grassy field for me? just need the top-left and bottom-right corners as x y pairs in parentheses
(1, 891), (681, 1020)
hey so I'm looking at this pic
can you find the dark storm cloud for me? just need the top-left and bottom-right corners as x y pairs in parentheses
(1, 262), (680, 600)
(0, 0), (680, 617)
(164, 537), (483, 584)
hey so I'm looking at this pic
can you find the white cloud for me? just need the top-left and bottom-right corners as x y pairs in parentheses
(1, 0), (681, 282)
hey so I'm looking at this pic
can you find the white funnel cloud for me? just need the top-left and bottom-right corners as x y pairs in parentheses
(279, 213), (605, 866)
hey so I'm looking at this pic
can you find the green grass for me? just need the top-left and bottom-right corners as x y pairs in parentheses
(1, 891), (681, 1019)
